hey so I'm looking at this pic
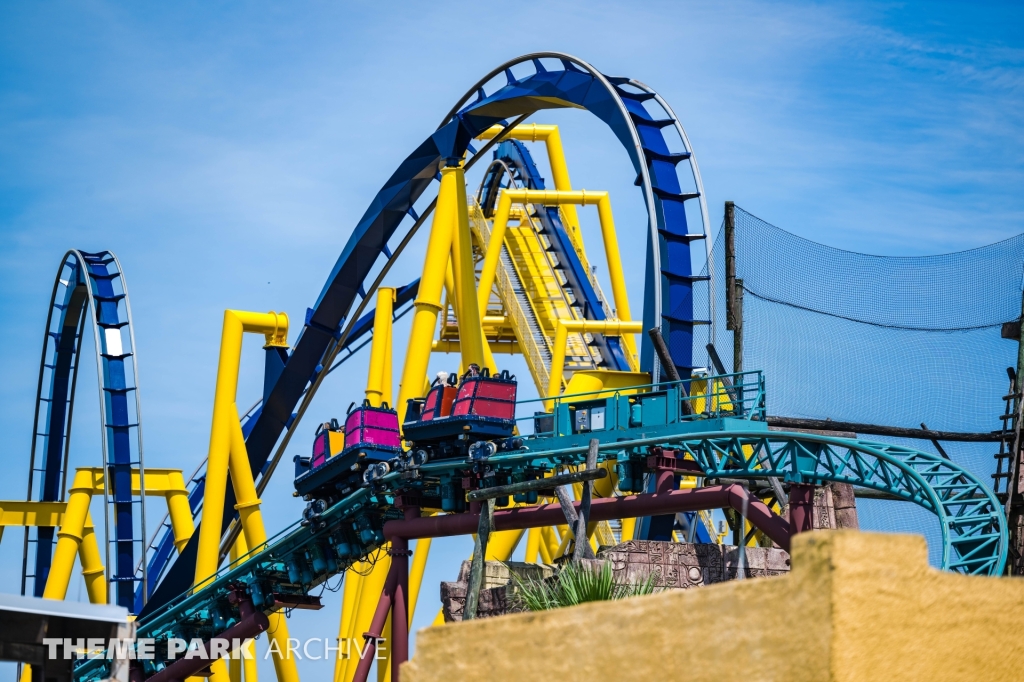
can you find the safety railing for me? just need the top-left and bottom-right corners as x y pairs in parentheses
(514, 370), (765, 439)
(470, 203), (553, 390)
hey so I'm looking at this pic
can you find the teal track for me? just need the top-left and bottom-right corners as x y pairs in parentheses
(674, 431), (1007, 575)
(73, 418), (1006, 681)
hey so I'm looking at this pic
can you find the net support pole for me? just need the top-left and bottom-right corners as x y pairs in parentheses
(724, 201), (742, 373)
(1007, 289), (1024, 574)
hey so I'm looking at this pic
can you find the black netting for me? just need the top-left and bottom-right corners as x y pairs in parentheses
(692, 207), (1024, 565)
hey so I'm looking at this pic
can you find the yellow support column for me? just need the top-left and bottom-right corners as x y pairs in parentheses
(366, 288), (395, 408)
(194, 310), (288, 588)
(334, 566), (366, 682)
(476, 190), (513, 321)
(478, 124), (582, 235)
(78, 526), (107, 604)
(444, 260), (457, 318)
(228, 415), (298, 682)
(41, 470), (93, 600)
(165, 470), (196, 553)
(0, 500), (107, 604)
(189, 310), (290, 682)
(547, 320), (643, 400)
(448, 162), (490, 373)
(343, 552), (392, 681)
(485, 529), (524, 561)
(382, 302), (393, 409)
(396, 162), (459, 425)
(478, 188), (638, 366)
(620, 517), (637, 543)
(525, 528), (541, 564)
(229, 534), (259, 682)
(537, 527), (556, 564)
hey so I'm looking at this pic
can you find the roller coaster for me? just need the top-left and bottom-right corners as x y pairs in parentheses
(10, 52), (1009, 682)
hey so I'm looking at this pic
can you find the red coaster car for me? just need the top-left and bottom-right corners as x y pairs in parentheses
(402, 368), (518, 457)
(294, 400), (402, 501)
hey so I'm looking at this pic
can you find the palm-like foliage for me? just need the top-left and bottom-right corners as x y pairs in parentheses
(509, 561), (658, 612)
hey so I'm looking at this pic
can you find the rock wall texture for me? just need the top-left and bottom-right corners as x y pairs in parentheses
(441, 542), (790, 621)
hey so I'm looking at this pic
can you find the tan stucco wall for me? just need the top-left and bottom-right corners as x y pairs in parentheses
(402, 532), (1024, 682)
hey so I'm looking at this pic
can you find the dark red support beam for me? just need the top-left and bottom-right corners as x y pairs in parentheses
(352, 560), (399, 682)
(789, 484), (815, 534)
(384, 484), (792, 551)
(389, 508), (418, 681)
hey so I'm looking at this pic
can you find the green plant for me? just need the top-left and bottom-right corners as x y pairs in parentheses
(508, 561), (659, 612)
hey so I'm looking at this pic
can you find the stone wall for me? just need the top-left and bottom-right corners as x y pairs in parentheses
(598, 540), (790, 588)
(441, 561), (554, 622)
(407, 532), (1024, 682)
(440, 477), (857, 622)
(813, 482), (859, 530)
(441, 542), (789, 621)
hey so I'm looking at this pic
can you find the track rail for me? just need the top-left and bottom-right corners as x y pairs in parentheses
(144, 52), (716, 614)
(674, 431), (1007, 575)
(23, 250), (148, 611)
(73, 414), (1005, 681)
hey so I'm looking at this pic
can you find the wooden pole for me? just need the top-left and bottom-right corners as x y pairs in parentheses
(464, 498), (494, 620)
(572, 440), (599, 562)
(724, 202), (742, 374)
(1007, 290), (1024, 574)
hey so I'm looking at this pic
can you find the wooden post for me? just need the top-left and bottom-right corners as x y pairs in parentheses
(464, 497), (494, 620)
(733, 280), (743, 375)
(554, 487), (594, 560)
(725, 201), (736, 330)
(724, 201), (743, 374)
(1007, 290), (1024, 574)
(572, 440), (599, 561)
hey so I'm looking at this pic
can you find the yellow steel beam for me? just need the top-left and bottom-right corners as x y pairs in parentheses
(0, 501), (106, 603)
(478, 188), (637, 366)
(476, 191), (514, 321)
(228, 410), (298, 682)
(448, 162), (493, 374)
(396, 160), (458, 425)
(343, 551), (391, 681)
(188, 309), (296, 682)
(1, 470), (196, 607)
(334, 565), (365, 682)
(431, 339), (521, 355)
(547, 320), (643, 399)
(524, 528), (541, 564)
(54, 468), (194, 554)
(539, 525), (559, 564)
(366, 288), (396, 408)
(477, 124), (582, 237)
(69, 467), (191, 496)
(195, 309), (288, 589)
(0, 501), (90, 529)
(229, 534), (259, 682)
(42, 469), (97, 601)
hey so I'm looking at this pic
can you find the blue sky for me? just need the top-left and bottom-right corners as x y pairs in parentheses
(1, 0), (1022, 676)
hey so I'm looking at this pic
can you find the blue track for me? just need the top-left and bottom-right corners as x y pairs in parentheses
(25, 250), (147, 611)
